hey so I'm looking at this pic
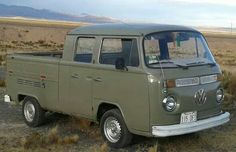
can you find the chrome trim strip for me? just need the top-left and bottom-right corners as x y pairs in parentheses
(175, 77), (199, 87)
(175, 74), (218, 87)
(200, 74), (217, 84)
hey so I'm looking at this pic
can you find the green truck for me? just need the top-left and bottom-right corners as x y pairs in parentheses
(5, 24), (230, 148)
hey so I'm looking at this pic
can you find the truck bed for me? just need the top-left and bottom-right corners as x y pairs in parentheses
(18, 51), (63, 58)
(6, 51), (61, 111)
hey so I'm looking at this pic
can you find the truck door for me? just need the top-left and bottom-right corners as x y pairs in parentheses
(92, 38), (150, 132)
(59, 37), (95, 118)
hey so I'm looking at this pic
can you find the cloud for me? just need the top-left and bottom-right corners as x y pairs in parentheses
(169, 0), (236, 6)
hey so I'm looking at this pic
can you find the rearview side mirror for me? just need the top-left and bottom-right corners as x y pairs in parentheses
(115, 57), (128, 71)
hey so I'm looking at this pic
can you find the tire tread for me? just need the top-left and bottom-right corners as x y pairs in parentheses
(100, 108), (133, 148)
(22, 96), (45, 127)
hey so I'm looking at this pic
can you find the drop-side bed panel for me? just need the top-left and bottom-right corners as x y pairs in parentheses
(6, 54), (60, 111)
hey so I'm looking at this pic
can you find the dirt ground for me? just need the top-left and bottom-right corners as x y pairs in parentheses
(0, 91), (236, 152)
(205, 34), (236, 74)
(1, 18), (236, 152)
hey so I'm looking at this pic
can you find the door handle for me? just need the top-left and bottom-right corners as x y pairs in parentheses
(71, 74), (79, 79)
(94, 77), (102, 82)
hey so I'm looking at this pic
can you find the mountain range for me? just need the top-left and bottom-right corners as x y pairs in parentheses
(0, 4), (120, 23)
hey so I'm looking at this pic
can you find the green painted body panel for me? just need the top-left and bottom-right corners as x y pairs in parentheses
(92, 65), (150, 132)
(6, 56), (60, 111)
(59, 61), (93, 117)
(6, 24), (224, 137)
(146, 64), (222, 126)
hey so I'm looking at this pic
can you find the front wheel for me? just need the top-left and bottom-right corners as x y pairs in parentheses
(100, 109), (133, 148)
(22, 97), (45, 127)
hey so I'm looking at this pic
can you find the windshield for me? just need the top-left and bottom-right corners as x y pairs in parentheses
(144, 31), (215, 68)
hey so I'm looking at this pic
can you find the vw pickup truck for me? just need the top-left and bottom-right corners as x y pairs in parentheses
(6, 24), (230, 148)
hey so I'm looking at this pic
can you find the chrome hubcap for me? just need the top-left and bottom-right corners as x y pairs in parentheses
(104, 116), (121, 143)
(24, 101), (35, 122)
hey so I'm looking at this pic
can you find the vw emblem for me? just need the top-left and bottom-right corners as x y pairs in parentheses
(194, 89), (207, 105)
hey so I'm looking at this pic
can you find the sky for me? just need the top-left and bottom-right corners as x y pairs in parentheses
(0, 0), (235, 27)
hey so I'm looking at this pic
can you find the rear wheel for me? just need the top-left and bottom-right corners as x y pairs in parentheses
(100, 109), (133, 148)
(22, 97), (45, 127)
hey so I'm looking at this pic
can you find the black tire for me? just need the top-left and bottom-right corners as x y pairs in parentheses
(22, 96), (45, 127)
(100, 109), (133, 148)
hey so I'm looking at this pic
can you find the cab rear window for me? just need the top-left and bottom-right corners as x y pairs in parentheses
(74, 37), (95, 63)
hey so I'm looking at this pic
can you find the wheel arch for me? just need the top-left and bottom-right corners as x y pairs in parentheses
(17, 93), (39, 103)
(96, 102), (127, 124)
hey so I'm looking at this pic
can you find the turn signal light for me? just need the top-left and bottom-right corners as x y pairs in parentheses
(166, 80), (176, 88)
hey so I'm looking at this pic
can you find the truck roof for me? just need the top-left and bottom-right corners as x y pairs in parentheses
(68, 23), (198, 36)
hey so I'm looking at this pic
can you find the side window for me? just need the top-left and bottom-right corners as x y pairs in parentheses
(74, 37), (95, 63)
(99, 38), (139, 67)
(144, 39), (160, 64)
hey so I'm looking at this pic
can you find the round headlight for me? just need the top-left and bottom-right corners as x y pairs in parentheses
(216, 89), (224, 103)
(162, 96), (177, 112)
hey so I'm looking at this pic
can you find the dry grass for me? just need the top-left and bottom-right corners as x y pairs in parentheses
(149, 129), (236, 152)
(99, 143), (109, 152)
(63, 117), (102, 141)
(221, 70), (236, 109)
(21, 126), (79, 150)
(148, 144), (158, 152)
(156, 134), (209, 152)
(63, 117), (91, 132)
(0, 17), (87, 29)
(222, 70), (232, 90)
(205, 34), (236, 73)
(89, 143), (109, 152)
(226, 75), (236, 98)
(0, 40), (63, 53)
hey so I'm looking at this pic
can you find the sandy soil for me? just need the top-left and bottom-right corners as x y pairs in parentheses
(0, 18), (236, 152)
(205, 34), (236, 73)
(0, 19), (235, 72)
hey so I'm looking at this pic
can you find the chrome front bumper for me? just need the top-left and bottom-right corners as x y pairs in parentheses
(152, 112), (230, 137)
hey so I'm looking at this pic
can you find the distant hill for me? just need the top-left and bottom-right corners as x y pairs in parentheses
(0, 4), (120, 23)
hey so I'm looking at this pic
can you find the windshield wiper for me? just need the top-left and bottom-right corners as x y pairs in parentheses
(206, 62), (216, 67)
(186, 61), (216, 67)
(149, 60), (188, 69)
(186, 61), (205, 65)
(149, 60), (174, 65)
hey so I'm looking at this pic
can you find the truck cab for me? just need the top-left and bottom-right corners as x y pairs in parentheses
(6, 24), (230, 148)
